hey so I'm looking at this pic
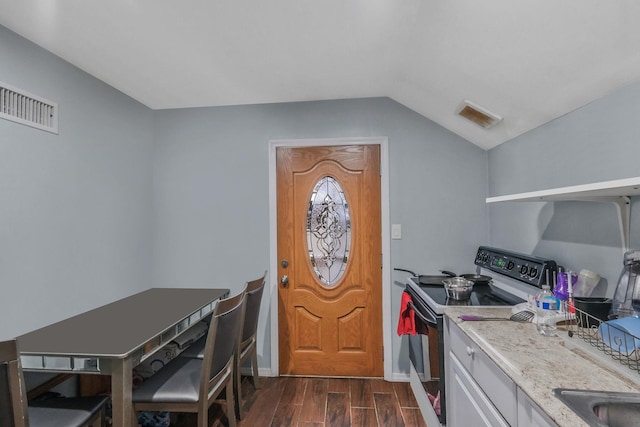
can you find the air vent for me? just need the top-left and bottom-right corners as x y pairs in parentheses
(457, 100), (502, 129)
(0, 81), (58, 134)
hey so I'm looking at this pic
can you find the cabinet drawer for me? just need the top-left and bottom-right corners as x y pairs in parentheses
(449, 320), (517, 425)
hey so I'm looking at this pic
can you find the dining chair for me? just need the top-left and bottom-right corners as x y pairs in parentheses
(234, 271), (266, 418)
(132, 289), (247, 427)
(179, 271), (266, 419)
(0, 339), (109, 427)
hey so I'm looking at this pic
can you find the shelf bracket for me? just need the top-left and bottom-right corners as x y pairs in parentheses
(574, 196), (631, 253)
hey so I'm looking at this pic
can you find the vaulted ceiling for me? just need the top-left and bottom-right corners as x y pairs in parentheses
(2, 0), (640, 149)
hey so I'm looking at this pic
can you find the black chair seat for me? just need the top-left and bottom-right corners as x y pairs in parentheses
(2, 338), (109, 427)
(28, 396), (109, 427)
(132, 357), (202, 404)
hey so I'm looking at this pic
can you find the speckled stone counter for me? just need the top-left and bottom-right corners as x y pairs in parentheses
(444, 306), (640, 427)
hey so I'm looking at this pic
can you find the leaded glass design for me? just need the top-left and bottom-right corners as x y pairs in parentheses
(307, 176), (351, 286)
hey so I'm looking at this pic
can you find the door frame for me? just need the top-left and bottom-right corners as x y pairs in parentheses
(268, 136), (392, 380)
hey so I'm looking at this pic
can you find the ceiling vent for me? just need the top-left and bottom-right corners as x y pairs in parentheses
(0, 81), (58, 134)
(457, 100), (502, 129)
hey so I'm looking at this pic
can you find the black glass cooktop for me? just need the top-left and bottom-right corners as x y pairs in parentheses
(410, 277), (526, 308)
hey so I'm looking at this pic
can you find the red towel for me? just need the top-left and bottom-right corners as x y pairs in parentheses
(397, 291), (417, 335)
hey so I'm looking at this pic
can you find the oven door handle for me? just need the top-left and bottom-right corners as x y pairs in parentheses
(407, 301), (438, 326)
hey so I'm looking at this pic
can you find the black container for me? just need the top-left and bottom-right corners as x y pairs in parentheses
(574, 297), (613, 328)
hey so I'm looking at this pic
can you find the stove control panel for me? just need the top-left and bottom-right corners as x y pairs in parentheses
(474, 246), (557, 288)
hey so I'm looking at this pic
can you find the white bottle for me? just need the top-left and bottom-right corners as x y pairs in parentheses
(535, 284), (558, 336)
(573, 269), (601, 297)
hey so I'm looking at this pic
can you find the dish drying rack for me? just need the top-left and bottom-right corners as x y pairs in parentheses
(564, 303), (640, 375)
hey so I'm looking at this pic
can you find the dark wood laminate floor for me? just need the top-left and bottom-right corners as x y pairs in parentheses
(173, 376), (428, 427)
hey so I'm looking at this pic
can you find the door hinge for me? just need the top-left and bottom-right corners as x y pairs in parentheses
(382, 346), (384, 361)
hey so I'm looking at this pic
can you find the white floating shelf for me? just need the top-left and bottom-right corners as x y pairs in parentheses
(486, 176), (640, 203)
(486, 176), (640, 252)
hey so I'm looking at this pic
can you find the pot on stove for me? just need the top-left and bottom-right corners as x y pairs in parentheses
(443, 277), (474, 300)
(441, 270), (493, 285)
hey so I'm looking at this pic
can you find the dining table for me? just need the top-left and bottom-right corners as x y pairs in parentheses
(17, 287), (230, 427)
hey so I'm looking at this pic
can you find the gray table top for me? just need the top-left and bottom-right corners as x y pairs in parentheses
(17, 288), (229, 358)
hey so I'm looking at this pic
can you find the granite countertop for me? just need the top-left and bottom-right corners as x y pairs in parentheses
(444, 306), (640, 427)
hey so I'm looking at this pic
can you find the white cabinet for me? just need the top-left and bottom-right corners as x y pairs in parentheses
(445, 318), (558, 427)
(517, 388), (557, 427)
(446, 319), (516, 427)
(448, 351), (510, 427)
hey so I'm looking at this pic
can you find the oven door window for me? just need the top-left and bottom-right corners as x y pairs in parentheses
(408, 333), (430, 380)
(405, 287), (446, 424)
(408, 301), (440, 380)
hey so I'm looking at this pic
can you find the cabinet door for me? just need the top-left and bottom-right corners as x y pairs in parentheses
(517, 387), (558, 427)
(448, 352), (510, 427)
(448, 320), (517, 424)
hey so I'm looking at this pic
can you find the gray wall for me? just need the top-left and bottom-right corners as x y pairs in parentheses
(1, 24), (489, 377)
(488, 81), (640, 296)
(0, 25), (155, 340)
(152, 98), (489, 375)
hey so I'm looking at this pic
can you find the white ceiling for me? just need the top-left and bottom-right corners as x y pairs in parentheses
(2, 0), (640, 150)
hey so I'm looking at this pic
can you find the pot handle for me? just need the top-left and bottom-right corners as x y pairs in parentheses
(441, 270), (457, 277)
(394, 268), (417, 276)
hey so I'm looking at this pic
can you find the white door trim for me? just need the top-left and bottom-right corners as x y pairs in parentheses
(268, 136), (392, 379)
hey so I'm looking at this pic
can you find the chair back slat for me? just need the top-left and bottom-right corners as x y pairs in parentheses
(0, 363), (16, 426)
(0, 340), (28, 427)
(241, 271), (266, 344)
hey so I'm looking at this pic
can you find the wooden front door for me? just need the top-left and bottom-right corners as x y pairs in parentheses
(277, 144), (383, 377)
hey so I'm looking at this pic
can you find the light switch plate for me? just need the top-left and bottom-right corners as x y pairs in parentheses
(391, 224), (402, 239)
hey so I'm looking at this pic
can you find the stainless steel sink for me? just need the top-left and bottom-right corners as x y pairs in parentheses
(553, 388), (640, 427)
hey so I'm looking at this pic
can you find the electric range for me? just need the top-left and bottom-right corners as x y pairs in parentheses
(404, 246), (558, 426)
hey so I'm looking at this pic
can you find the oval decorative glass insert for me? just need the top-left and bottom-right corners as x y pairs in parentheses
(307, 176), (351, 286)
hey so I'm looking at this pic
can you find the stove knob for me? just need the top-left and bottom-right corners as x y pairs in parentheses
(529, 268), (538, 278)
(507, 261), (515, 270)
(520, 265), (529, 276)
